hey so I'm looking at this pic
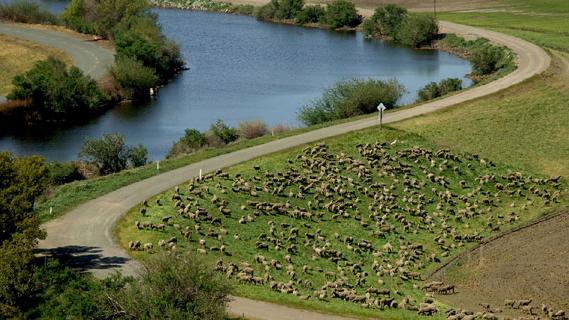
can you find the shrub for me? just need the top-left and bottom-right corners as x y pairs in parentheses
(60, 0), (96, 34)
(209, 119), (238, 145)
(0, 0), (58, 24)
(298, 78), (405, 126)
(79, 133), (129, 175)
(237, 120), (269, 139)
(110, 253), (231, 320)
(362, 4), (407, 39)
(396, 14), (438, 47)
(167, 128), (207, 158)
(256, 0), (279, 21)
(471, 45), (507, 75)
(7, 57), (107, 119)
(127, 144), (148, 168)
(47, 162), (84, 185)
(229, 4), (255, 15)
(417, 78), (462, 102)
(110, 56), (159, 100)
(324, 0), (362, 29)
(275, 0), (304, 20)
(295, 5), (325, 24)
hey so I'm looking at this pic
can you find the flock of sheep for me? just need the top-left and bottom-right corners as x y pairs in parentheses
(126, 140), (563, 318)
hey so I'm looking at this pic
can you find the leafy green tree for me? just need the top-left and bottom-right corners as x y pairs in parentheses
(324, 0), (361, 29)
(167, 129), (207, 158)
(127, 144), (148, 168)
(60, 0), (96, 34)
(362, 4), (407, 38)
(79, 133), (129, 175)
(295, 5), (325, 24)
(0, 152), (48, 318)
(471, 45), (507, 75)
(275, 0), (304, 20)
(7, 57), (106, 119)
(256, 0), (280, 21)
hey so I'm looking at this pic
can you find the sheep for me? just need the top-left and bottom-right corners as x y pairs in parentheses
(143, 242), (153, 252)
(417, 303), (437, 316)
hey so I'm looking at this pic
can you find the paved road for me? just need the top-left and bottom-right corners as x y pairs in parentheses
(38, 22), (550, 320)
(0, 23), (114, 102)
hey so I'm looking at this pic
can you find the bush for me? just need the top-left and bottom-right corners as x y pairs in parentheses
(362, 4), (407, 39)
(7, 57), (107, 120)
(110, 253), (231, 320)
(110, 56), (159, 100)
(79, 133), (129, 175)
(299, 78), (405, 126)
(396, 14), (438, 47)
(275, 0), (303, 19)
(127, 144), (148, 168)
(60, 0), (95, 34)
(168, 128), (207, 158)
(295, 5), (325, 24)
(255, 0), (279, 21)
(237, 120), (269, 139)
(209, 119), (238, 145)
(0, 0), (58, 24)
(47, 162), (84, 185)
(417, 78), (462, 102)
(471, 45), (507, 75)
(324, 0), (362, 29)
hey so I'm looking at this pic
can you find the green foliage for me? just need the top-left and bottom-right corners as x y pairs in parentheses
(47, 162), (84, 186)
(60, 0), (95, 34)
(79, 133), (130, 175)
(110, 253), (231, 320)
(471, 45), (510, 75)
(417, 78), (462, 102)
(209, 119), (239, 145)
(127, 144), (149, 168)
(168, 128), (208, 158)
(275, 0), (303, 20)
(295, 5), (325, 24)
(0, 152), (48, 318)
(237, 120), (269, 139)
(362, 4), (407, 39)
(298, 78), (405, 126)
(323, 0), (362, 29)
(0, 0), (58, 24)
(396, 14), (438, 47)
(110, 56), (159, 100)
(7, 57), (107, 119)
(255, 0), (279, 21)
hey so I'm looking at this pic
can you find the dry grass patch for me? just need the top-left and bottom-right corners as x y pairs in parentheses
(0, 34), (72, 96)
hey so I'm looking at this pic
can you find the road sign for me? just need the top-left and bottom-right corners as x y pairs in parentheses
(378, 103), (386, 128)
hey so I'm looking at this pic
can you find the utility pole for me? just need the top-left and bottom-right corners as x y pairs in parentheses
(434, 0), (437, 18)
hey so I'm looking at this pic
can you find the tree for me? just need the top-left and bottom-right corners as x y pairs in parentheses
(127, 144), (148, 168)
(7, 57), (106, 119)
(79, 133), (129, 175)
(110, 253), (231, 320)
(396, 14), (438, 47)
(362, 4), (407, 38)
(275, 0), (304, 20)
(471, 45), (506, 75)
(324, 0), (362, 29)
(0, 152), (48, 318)
(110, 56), (159, 100)
(295, 5), (325, 24)
(209, 120), (238, 145)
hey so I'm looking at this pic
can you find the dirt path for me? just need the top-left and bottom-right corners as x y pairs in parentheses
(38, 22), (550, 320)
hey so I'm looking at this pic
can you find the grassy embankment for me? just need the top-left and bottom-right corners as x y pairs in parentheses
(0, 34), (71, 96)
(394, 0), (569, 178)
(116, 127), (567, 319)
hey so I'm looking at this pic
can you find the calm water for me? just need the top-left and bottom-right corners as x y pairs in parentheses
(0, 1), (472, 160)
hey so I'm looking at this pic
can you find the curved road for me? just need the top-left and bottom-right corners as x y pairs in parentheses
(38, 22), (550, 320)
(0, 23), (114, 102)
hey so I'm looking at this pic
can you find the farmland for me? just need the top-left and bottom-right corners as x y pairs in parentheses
(117, 128), (567, 319)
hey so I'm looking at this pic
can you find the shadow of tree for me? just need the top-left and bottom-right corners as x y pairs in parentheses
(35, 246), (130, 272)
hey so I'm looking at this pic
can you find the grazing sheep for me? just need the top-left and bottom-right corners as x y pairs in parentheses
(143, 243), (153, 252)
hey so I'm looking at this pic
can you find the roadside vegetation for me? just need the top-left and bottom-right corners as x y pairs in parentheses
(117, 127), (567, 319)
(416, 78), (462, 103)
(298, 78), (405, 126)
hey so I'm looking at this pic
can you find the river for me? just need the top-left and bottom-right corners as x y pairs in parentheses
(0, 0), (472, 160)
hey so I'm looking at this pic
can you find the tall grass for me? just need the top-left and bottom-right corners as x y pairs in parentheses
(0, 0), (59, 24)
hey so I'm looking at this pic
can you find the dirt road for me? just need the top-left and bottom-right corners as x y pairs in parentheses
(38, 21), (550, 320)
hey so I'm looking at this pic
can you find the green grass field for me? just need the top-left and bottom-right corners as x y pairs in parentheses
(116, 127), (567, 319)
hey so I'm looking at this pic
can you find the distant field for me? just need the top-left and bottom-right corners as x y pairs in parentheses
(0, 33), (71, 96)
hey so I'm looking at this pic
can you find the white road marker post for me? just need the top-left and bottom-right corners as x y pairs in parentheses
(49, 207), (53, 216)
(377, 103), (386, 129)
(199, 169), (202, 180)
(157, 160), (160, 171)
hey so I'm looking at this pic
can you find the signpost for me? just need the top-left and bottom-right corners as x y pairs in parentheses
(377, 103), (386, 129)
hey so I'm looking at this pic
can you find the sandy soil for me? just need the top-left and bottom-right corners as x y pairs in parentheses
(431, 211), (569, 318)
